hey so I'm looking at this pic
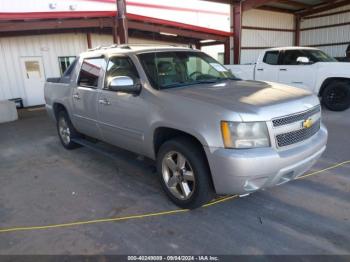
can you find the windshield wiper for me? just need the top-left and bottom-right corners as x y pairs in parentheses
(191, 80), (218, 84)
(161, 82), (188, 89)
(160, 77), (239, 89)
(194, 77), (239, 84)
(161, 80), (216, 89)
(218, 77), (240, 81)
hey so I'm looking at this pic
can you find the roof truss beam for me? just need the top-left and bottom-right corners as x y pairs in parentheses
(297, 0), (350, 17)
(202, 0), (350, 16)
(257, 6), (294, 13)
(201, 0), (277, 11)
(277, 0), (313, 9)
(242, 0), (277, 11)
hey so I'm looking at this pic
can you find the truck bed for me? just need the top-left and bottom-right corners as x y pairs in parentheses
(44, 81), (72, 112)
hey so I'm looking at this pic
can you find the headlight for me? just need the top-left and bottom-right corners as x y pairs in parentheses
(221, 121), (270, 149)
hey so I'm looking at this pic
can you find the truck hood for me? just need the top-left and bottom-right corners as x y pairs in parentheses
(166, 80), (320, 121)
(317, 62), (350, 72)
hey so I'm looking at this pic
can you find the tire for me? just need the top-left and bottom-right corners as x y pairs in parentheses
(56, 110), (81, 149)
(156, 137), (214, 209)
(322, 81), (350, 111)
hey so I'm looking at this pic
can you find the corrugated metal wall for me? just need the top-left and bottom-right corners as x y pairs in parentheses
(0, 33), (87, 105)
(0, 33), (175, 105)
(241, 9), (295, 64)
(300, 4), (350, 57)
(90, 34), (113, 47)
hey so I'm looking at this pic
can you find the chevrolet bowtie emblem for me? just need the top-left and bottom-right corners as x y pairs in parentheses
(302, 118), (313, 129)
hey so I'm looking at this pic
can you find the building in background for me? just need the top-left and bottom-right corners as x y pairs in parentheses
(1, 0), (349, 107)
(0, 0), (231, 107)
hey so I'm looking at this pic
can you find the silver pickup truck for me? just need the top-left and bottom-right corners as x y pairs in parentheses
(45, 45), (328, 208)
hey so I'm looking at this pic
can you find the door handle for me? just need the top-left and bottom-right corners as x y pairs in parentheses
(257, 68), (264, 71)
(98, 98), (111, 105)
(280, 68), (288, 71)
(73, 93), (80, 100)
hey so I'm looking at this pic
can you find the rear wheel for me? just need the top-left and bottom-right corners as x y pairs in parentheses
(57, 110), (81, 149)
(322, 81), (350, 111)
(156, 137), (214, 209)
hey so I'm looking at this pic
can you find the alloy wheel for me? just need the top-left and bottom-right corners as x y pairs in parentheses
(161, 151), (196, 200)
(58, 117), (71, 145)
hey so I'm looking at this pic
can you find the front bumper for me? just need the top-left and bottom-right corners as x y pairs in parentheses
(204, 124), (328, 195)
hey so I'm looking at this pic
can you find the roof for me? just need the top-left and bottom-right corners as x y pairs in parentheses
(203, 0), (350, 17)
(260, 0), (326, 13)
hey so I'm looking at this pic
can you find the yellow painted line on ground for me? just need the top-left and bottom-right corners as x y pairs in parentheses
(202, 195), (239, 208)
(296, 160), (350, 180)
(0, 160), (349, 234)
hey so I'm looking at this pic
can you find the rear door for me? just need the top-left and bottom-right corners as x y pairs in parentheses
(277, 50), (316, 91)
(255, 50), (280, 82)
(72, 56), (106, 139)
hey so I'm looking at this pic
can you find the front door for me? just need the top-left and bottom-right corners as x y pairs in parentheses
(278, 65), (316, 91)
(20, 57), (46, 106)
(278, 50), (316, 91)
(97, 55), (148, 155)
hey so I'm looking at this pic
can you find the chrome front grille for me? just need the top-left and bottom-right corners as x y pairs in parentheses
(272, 106), (321, 127)
(272, 106), (321, 148)
(276, 120), (321, 147)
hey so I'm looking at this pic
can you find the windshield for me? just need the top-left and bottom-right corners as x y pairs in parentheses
(303, 50), (337, 63)
(137, 51), (236, 90)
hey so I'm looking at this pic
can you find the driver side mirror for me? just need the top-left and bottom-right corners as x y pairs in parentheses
(108, 76), (141, 95)
(296, 56), (310, 64)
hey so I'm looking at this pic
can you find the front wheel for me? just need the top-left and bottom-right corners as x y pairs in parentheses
(156, 137), (214, 209)
(322, 81), (350, 111)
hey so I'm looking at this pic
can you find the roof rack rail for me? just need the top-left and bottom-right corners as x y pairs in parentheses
(87, 43), (182, 52)
(119, 43), (179, 47)
(87, 44), (119, 52)
(87, 45), (102, 51)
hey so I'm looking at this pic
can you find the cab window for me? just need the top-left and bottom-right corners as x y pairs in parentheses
(263, 51), (279, 65)
(280, 49), (336, 65)
(77, 57), (106, 88)
(280, 50), (306, 65)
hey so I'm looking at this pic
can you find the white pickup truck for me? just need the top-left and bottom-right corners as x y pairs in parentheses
(226, 47), (350, 111)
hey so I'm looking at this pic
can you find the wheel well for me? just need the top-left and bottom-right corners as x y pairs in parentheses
(53, 103), (67, 120)
(153, 127), (215, 189)
(153, 127), (205, 157)
(319, 77), (350, 97)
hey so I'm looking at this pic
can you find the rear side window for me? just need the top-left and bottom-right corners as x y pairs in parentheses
(263, 51), (279, 65)
(77, 57), (106, 88)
